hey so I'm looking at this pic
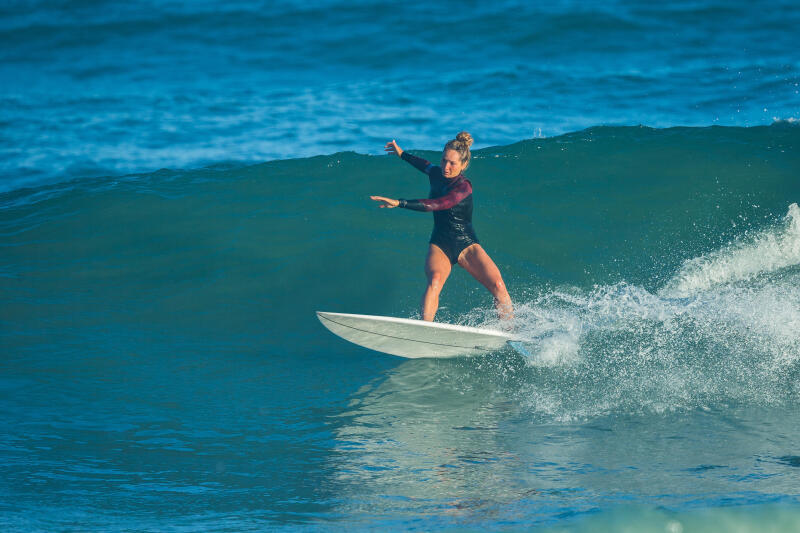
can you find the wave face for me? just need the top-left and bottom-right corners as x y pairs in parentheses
(2, 124), (800, 529)
(1, 0), (799, 191)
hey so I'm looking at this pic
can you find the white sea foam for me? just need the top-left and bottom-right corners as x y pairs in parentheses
(660, 203), (800, 298)
(466, 206), (800, 419)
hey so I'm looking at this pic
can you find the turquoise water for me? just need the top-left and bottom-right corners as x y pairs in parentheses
(2, 124), (800, 530)
(3, 0), (800, 528)
(2, 0), (799, 191)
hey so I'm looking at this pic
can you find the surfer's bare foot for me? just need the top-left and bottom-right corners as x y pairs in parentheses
(495, 299), (513, 322)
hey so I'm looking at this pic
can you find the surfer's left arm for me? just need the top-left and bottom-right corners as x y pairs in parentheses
(397, 180), (472, 212)
(370, 195), (400, 208)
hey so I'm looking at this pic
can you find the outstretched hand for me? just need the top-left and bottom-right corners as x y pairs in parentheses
(370, 195), (400, 208)
(384, 140), (403, 157)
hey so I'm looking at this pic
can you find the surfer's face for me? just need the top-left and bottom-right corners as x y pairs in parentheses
(441, 149), (466, 178)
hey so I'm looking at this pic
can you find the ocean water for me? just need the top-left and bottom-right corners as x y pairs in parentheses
(1, 0), (799, 192)
(2, 124), (800, 530)
(2, 1), (800, 531)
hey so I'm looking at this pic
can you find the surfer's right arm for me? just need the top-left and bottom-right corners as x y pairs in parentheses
(385, 140), (433, 175)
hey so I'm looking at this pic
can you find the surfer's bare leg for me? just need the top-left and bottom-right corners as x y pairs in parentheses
(422, 244), (452, 321)
(458, 244), (513, 320)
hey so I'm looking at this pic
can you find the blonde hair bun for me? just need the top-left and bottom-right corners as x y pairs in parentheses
(444, 131), (474, 167)
(456, 131), (473, 148)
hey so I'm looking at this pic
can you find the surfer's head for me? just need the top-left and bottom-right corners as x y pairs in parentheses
(442, 131), (473, 178)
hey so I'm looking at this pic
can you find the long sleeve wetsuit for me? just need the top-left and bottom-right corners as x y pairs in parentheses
(398, 151), (479, 264)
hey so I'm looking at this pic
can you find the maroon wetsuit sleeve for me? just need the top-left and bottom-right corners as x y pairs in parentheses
(401, 151), (434, 174)
(400, 180), (473, 212)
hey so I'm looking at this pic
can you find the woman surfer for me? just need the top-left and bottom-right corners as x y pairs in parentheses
(371, 132), (513, 322)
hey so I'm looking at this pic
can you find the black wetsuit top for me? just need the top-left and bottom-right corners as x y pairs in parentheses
(398, 151), (479, 264)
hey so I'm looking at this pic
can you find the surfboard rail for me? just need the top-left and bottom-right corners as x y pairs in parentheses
(316, 311), (517, 358)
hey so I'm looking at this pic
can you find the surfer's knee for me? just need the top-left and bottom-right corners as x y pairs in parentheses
(428, 271), (445, 292)
(491, 278), (508, 297)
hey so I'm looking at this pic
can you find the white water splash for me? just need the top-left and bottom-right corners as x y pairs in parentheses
(459, 206), (800, 419)
(660, 203), (800, 298)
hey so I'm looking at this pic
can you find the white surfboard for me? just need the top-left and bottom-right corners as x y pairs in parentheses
(317, 311), (518, 358)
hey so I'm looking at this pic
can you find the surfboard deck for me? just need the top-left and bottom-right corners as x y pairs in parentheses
(317, 311), (517, 358)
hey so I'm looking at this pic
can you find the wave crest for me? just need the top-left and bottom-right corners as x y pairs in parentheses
(661, 203), (800, 298)
(460, 208), (800, 420)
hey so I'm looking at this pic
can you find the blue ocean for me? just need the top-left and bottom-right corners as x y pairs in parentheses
(2, 1), (800, 530)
